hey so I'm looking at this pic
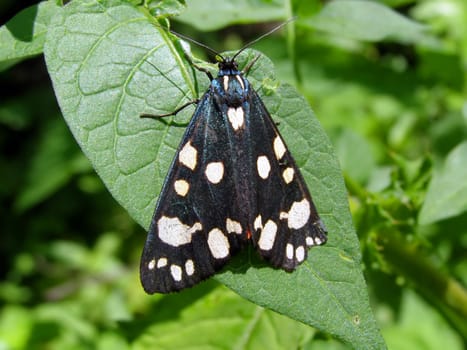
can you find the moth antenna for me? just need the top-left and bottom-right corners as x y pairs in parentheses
(232, 17), (296, 61)
(167, 29), (224, 61)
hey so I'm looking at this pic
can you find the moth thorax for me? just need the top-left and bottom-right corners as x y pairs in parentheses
(223, 75), (247, 106)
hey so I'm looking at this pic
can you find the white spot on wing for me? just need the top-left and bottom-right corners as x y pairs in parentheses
(179, 141), (197, 170)
(174, 179), (189, 196)
(170, 264), (182, 281)
(296, 246), (305, 262)
(226, 218), (242, 234)
(274, 136), (286, 160)
(314, 236), (323, 245)
(288, 199), (311, 229)
(185, 259), (194, 276)
(236, 75), (245, 90)
(223, 76), (229, 91)
(207, 228), (230, 259)
(157, 257), (168, 268)
(148, 259), (156, 270)
(257, 155), (271, 179)
(286, 243), (294, 260)
(306, 237), (314, 246)
(158, 216), (202, 247)
(282, 167), (294, 184)
(205, 162), (224, 184)
(258, 220), (277, 251)
(254, 215), (263, 231)
(227, 107), (244, 130)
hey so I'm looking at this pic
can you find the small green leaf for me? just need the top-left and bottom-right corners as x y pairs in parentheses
(44, 0), (385, 347)
(336, 129), (376, 184)
(15, 118), (90, 212)
(176, 0), (285, 30)
(0, 305), (34, 349)
(306, 0), (432, 44)
(146, 0), (187, 17)
(0, 1), (60, 70)
(419, 141), (467, 224)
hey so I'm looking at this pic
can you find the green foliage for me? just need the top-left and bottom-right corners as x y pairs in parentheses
(1, 0), (466, 349)
(305, 0), (432, 44)
(0, 1), (59, 70)
(176, 0), (285, 30)
(43, 0), (380, 346)
(132, 286), (315, 350)
(419, 141), (467, 224)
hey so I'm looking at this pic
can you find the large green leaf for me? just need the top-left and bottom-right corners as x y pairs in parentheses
(44, 0), (385, 348)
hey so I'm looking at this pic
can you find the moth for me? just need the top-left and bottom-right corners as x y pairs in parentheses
(140, 24), (327, 294)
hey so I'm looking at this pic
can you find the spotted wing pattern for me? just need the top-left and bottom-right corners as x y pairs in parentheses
(140, 58), (327, 294)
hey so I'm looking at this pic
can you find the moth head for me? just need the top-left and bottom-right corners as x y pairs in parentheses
(217, 57), (239, 72)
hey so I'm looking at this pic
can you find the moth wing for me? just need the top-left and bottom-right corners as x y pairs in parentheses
(140, 93), (247, 294)
(247, 90), (328, 270)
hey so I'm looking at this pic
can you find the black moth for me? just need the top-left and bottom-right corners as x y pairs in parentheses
(140, 25), (327, 294)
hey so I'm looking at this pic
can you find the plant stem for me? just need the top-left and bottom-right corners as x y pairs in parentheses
(375, 230), (467, 338)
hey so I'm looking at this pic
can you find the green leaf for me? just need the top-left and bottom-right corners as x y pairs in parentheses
(0, 1), (60, 71)
(146, 0), (187, 17)
(45, 0), (197, 226)
(419, 141), (467, 224)
(133, 286), (314, 349)
(335, 129), (376, 184)
(14, 118), (90, 211)
(97, 332), (130, 350)
(383, 290), (463, 350)
(44, 0), (385, 347)
(176, 0), (285, 30)
(0, 305), (34, 349)
(305, 0), (432, 44)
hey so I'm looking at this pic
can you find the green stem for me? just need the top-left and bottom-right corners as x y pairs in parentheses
(284, 0), (301, 86)
(375, 230), (467, 338)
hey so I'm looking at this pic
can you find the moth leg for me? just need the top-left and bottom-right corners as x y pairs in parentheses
(184, 53), (214, 81)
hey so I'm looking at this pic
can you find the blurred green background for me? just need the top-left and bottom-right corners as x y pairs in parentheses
(1, 0), (466, 349)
